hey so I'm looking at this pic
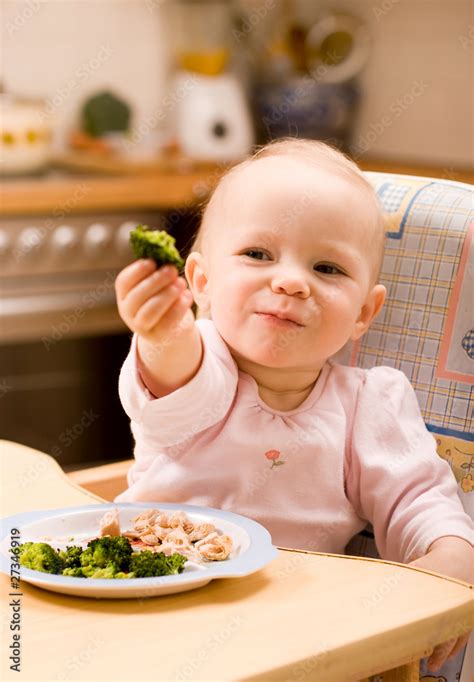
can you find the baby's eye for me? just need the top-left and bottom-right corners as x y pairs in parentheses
(314, 263), (344, 275)
(243, 249), (270, 261)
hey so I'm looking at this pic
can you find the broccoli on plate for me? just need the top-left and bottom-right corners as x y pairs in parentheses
(18, 542), (64, 574)
(130, 550), (187, 577)
(80, 536), (133, 572)
(62, 566), (87, 578)
(59, 545), (83, 569)
(17, 537), (188, 579)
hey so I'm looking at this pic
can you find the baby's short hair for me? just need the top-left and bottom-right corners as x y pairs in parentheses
(192, 137), (386, 283)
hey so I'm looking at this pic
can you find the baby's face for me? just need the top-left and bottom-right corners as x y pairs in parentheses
(192, 156), (384, 371)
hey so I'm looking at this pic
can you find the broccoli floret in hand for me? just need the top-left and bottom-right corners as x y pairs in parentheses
(130, 225), (184, 270)
(130, 550), (187, 577)
(18, 542), (64, 574)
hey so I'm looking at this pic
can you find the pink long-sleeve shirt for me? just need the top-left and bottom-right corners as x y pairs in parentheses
(114, 319), (473, 563)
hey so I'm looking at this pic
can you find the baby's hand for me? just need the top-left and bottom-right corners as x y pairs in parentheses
(409, 536), (473, 672)
(115, 259), (194, 344)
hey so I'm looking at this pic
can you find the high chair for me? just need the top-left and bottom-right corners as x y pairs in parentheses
(342, 171), (473, 682)
(69, 171), (473, 682)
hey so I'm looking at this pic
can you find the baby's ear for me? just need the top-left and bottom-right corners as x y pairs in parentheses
(351, 284), (386, 341)
(185, 252), (210, 312)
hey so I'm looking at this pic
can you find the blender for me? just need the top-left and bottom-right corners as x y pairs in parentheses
(170, 0), (254, 163)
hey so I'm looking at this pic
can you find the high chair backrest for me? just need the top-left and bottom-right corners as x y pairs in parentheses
(341, 172), (473, 561)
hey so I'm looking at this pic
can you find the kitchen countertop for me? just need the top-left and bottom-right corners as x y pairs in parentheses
(1, 159), (472, 216)
(1, 439), (473, 682)
(0, 166), (221, 216)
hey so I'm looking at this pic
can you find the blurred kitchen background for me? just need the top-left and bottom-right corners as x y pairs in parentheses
(1, 0), (472, 471)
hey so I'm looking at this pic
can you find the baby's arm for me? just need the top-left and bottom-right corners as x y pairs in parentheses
(137, 327), (202, 398)
(347, 366), (473, 563)
(115, 259), (202, 397)
(409, 535), (473, 582)
(409, 536), (473, 671)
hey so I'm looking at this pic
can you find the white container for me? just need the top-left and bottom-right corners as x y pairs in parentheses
(0, 94), (54, 175)
(174, 71), (254, 163)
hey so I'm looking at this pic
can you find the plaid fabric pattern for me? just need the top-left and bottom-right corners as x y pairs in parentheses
(362, 174), (472, 441)
(377, 181), (410, 213)
(360, 178), (471, 434)
(343, 173), (473, 682)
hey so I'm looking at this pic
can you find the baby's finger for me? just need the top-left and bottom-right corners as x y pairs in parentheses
(115, 259), (156, 301)
(133, 279), (186, 331)
(142, 283), (192, 334)
(427, 638), (457, 672)
(157, 288), (195, 333)
(122, 266), (179, 318)
(446, 633), (469, 660)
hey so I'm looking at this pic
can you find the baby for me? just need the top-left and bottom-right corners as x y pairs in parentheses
(114, 139), (473, 671)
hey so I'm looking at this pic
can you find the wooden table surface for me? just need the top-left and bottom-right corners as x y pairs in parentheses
(1, 440), (472, 682)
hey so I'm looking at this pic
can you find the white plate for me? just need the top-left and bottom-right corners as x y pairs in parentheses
(0, 503), (277, 599)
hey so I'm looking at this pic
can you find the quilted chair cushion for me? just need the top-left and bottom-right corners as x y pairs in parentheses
(342, 173), (473, 682)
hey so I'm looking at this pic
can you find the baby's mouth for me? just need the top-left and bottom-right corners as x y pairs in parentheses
(255, 312), (305, 328)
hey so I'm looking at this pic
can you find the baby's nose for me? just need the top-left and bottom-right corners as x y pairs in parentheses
(271, 271), (310, 298)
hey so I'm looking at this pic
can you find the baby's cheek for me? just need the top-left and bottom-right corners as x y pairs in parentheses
(318, 283), (355, 315)
(316, 280), (347, 308)
(209, 295), (239, 336)
(212, 273), (247, 313)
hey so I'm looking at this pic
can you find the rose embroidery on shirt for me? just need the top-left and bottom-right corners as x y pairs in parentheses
(265, 449), (285, 469)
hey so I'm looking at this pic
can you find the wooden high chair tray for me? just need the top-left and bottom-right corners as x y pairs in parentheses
(1, 440), (472, 682)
